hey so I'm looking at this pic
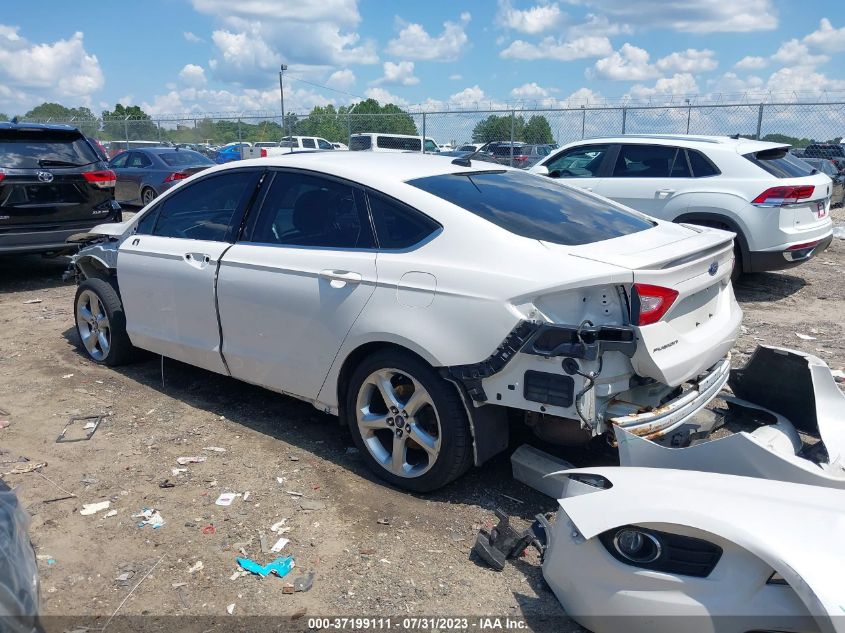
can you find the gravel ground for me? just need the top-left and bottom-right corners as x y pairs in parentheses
(0, 208), (842, 629)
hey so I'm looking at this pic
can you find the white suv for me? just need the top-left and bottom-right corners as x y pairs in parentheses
(69, 153), (740, 491)
(530, 135), (834, 277)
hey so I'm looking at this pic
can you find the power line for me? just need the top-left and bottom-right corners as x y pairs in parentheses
(286, 75), (368, 101)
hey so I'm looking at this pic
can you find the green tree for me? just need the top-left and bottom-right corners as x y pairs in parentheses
(472, 114), (525, 143)
(293, 105), (348, 142)
(23, 102), (99, 136)
(523, 115), (553, 144)
(101, 103), (158, 141)
(0, 113), (8, 121)
(761, 133), (814, 147)
(348, 99), (418, 136)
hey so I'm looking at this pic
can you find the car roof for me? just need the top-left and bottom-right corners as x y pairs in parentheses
(574, 134), (787, 153)
(0, 121), (80, 132)
(219, 151), (509, 184)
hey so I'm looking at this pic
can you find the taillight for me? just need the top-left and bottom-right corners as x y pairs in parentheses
(751, 185), (814, 206)
(0, 169), (5, 183)
(163, 172), (189, 183)
(82, 170), (116, 188)
(631, 283), (679, 326)
(260, 148), (267, 157)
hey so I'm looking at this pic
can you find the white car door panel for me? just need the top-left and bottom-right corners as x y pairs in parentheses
(116, 168), (263, 373)
(217, 247), (377, 399)
(118, 235), (231, 373)
(216, 169), (377, 400)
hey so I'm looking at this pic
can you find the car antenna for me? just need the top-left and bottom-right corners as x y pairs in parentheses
(452, 143), (486, 167)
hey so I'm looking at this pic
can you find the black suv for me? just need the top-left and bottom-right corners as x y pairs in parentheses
(0, 122), (121, 255)
(803, 143), (845, 172)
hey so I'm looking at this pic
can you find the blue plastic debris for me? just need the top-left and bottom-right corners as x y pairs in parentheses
(236, 555), (295, 578)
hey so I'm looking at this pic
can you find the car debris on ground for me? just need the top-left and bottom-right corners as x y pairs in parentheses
(236, 555), (295, 578)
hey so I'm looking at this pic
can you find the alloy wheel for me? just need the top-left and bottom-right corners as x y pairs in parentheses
(76, 290), (111, 361)
(355, 368), (442, 478)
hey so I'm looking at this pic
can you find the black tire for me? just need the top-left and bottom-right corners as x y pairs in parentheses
(345, 349), (473, 492)
(141, 187), (157, 206)
(74, 278), (134, 366)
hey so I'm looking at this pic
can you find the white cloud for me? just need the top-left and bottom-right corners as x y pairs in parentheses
(386, 13), (470, 61)
(627, 73), (698, 100)
(449, 85), (487, 105)
(510, 82), (550, 98)
(363, 87), (408, 107)
(500, 35), (612, 61)
(734, 56), (767, 70)
(803, 18), (845, 53)
(449, 73), (462, 81)
(0, 26), (104, 110)
(371, 61), (419, 86)
(142, 84), (335, 117)
(562, 87), (603, 105)
(184, 31), (203, 44)
(569, 14), (632, 37)
(763, 66), (845, 94)
(496, 0), (565, 34)
(178, 63), (207, 87)
(771, 39), (828, 67)
(655, 49), (718, 74)
(326, 69), (356, 90)
(591, 43), (658, 81)
(196, 0), (377, 86)
(567, 0), (777, 32)
(707, 72), (765, 95)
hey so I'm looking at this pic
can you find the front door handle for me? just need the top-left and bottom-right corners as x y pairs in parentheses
(185, 252), (211, 268)
(657, 189), (675, 198)
(320, 269), (362, 288)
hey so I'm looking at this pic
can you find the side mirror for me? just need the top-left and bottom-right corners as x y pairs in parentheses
(533, 165), (549, 176)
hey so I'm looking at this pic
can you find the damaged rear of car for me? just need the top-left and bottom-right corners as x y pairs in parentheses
(414, 171), (741, 451)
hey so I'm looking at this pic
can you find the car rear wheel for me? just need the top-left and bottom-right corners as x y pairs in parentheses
(345, 349), (473, 492)
(141, 187), (157, 206)
(74, 278), (134, 366)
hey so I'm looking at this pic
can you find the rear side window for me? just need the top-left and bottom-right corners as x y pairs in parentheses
(250, 171), (374, 249)
(152, 170), (259, 241)
(687, 149), (720, 177)
(745, 148), (815, 178)
(408, 170), (653, 246)
(367, 193), (440, 249)
(350, 136), (372, 151)
(376, 136), (421, 151)
(613, 144), (690, 178)
(302, 138), (316, 149)
(0, 129), (98, 168)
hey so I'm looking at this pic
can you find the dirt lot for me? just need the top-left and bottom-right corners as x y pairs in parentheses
(1, 209), (843, 629)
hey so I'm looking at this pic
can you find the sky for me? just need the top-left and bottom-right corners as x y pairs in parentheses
(1, 0), (845, 117)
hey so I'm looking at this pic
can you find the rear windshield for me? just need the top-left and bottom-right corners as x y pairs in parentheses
(745, 147), (815, 178)
(0, 129), (99, 169)
(159, 151), (214, 167)
(408, 170), (654, 246)
(350, 136), (372, 151)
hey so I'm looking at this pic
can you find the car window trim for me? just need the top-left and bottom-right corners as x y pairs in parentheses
(686, 148), (722, 178)
(145, 167), (264, 242)
(239, 166), (378, 251)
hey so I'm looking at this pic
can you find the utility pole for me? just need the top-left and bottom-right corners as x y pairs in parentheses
(279, 64), (288, 142)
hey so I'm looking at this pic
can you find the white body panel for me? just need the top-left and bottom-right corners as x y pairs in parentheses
(545, 467), (845, 633)
(217, 244), (377, 400)
(117, 234), (229, 373)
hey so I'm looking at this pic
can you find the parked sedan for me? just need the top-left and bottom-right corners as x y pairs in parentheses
(109, 147), (215, 206)
(70, 152), (740, 492)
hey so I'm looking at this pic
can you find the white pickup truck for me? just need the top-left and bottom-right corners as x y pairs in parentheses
(242, 136), (336, 159)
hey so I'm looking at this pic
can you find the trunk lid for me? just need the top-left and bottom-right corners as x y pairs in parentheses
(552, 222), (741, 386)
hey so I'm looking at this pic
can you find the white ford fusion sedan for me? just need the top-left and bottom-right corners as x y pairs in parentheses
(70, 152), (741, 491)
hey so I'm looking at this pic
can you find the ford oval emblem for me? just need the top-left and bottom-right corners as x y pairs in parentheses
(708, 261), (719, 276)
(37, 171), (54, 183)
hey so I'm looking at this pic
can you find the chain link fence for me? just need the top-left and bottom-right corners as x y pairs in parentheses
(22, 101), (845, 159)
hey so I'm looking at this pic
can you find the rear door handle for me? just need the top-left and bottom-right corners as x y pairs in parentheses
(657, 189), (675, 198)
(320, 269), (362, 288)
(185, 252), (211, 268)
